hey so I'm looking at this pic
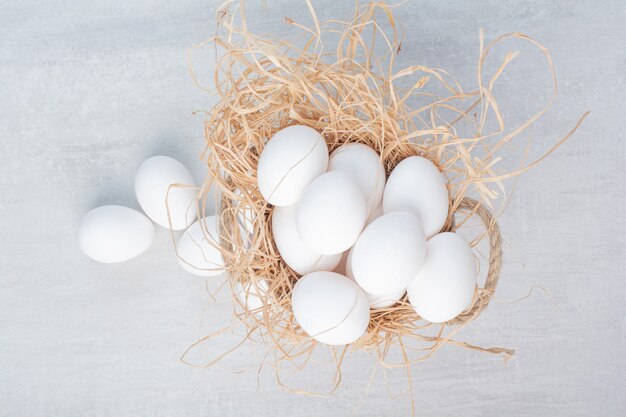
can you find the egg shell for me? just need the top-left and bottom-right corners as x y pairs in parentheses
(135, 156), (198, 230)
(177, 217), (225, 277)
(296, 171), (367, 255)
(328, 143), (385, 217)
(272, 205), (342, 275)
(79, 205), (155, 263)
(345, 248), (406, 309)
(257, 125), (329, 206)
(351, 211), (426, 295)
(407, 232), (477, 323)
(383, 156), (449, 238)
(291, 271), (370, 345)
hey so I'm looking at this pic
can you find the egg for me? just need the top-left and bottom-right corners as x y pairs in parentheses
(135, 156), (198, 230)
(407, 232), (477, 323)
(344, 248), (406, 309)
(176, 216), (224, 277)
(272, 205), (342, 275)
(257, 125), (329, 206)
(351, 211), (426, 295)
(383, 156), (449, 238)
(291, 271), (370, 345)
(296, 171), (367, 255)
(328, 143), (385, 217)
(79, 205), (155, 263)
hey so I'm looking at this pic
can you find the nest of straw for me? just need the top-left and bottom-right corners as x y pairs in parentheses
(186, 1), (587, 395)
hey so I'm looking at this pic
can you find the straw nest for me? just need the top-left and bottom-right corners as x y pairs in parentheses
(183, 0), (587, 396)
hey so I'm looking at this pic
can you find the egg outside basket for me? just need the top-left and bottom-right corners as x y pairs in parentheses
(182, 0), (587, 402)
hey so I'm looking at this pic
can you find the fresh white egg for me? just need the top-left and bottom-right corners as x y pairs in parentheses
(407, 232), (477, 323)
(383, 156), (449, 238)
(79, 205), (155, 263)
(257, 125), (329, 206)
(272, 205), (342, 275)
(177, 216), (225, 277)
(362, 199), (405, 310)
(291, 271), (370, 345)
(328, 143), (385, 217)
(135, 156), (198, 230)
(296, 171), (367, 255)
(351, 211), (426, 295)
(344, 248), (405, 309)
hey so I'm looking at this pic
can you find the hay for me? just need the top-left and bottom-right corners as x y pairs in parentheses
(181, 0), (588, 400)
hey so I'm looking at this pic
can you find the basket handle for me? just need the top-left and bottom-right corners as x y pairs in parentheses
(450, 198), (502, 324)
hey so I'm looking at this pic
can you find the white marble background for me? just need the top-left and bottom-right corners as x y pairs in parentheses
(1, 1), (624, 416)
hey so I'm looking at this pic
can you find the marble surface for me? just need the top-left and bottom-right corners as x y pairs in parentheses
(1, 1), (624, 416)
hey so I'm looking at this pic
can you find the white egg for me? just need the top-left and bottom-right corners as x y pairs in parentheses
(257, 125), (329, 206)
(344, 248), (405, 309)
(351, 211), (426, 295)
(291, 271), (370, 345)
(296, 171), (367, 255)
(328, 143), (385, 217)
(236, 279), (270, 314)
(79, 205), (155, 263)
(135, 156), (198, 230)
(383, 156), (449, 238)
(272, 205), (342, 275)
(407, 232), (477, 323)
(177, 217), (225, 277)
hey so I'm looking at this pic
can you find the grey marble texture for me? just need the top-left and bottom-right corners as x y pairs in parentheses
(1, 1), (624, 416)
